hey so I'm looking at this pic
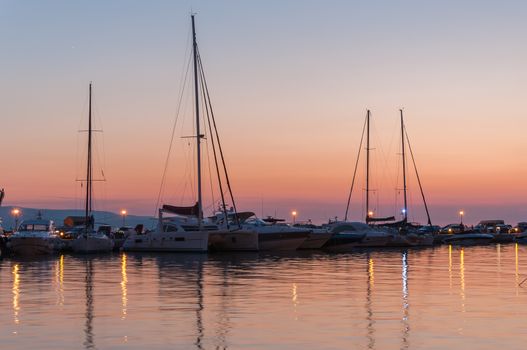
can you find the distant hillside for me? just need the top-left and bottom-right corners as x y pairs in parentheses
(0, 206), (155, 230)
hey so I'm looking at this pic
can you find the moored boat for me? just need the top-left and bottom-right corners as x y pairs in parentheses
(298, 227), (334, 249)
(123, 205), (210, 252)
(71, 83), (114, 254)
(229, 212), (309, 250)
(71, 230), (114, 253)
(324, 221), (392, 251)
(442, 232), (494, 246)
(7, 217), (63, 256)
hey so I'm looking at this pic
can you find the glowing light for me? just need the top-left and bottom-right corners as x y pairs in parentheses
(11, 208), (20, 216)
(120, 209), (128, 226)
(368, 211), (374, 217)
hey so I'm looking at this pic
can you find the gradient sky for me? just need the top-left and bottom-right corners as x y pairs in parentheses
(2, 0), (527, 225)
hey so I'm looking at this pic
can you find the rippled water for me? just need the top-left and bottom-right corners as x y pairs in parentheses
(1, 244), (526, 349)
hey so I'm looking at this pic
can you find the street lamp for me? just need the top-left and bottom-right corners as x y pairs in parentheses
(11, 208), (21, 231)
(459, 210), (464, 226)
(120, 209), (127, 227)
(292, 210), (297, 224)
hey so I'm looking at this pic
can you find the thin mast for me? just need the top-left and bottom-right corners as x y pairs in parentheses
(192, 15), (203, 228)
(85, 82), (93, 236)
(365, 110), (370, 222)
(400, 109), (408, 223)
(344, 116), (367, 221)
(405, 127), (432, 226)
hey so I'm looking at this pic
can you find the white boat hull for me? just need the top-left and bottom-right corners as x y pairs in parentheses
(208, 230), (258, 251)
(387, 233), (435, 247)
(258, 232), (308, 251)
(355, 234), (393, 247)
(9, 237), (57, 255)
(298, 231), (333, 249)
(442, 233), (494, 246)
(123, 230), (209, 252)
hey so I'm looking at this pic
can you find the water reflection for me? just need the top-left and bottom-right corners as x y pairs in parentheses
(448, 245), (453, 291)
(515, 243), (519, 292)
(84, 259), (95, 349)
(195, 262), (204, 350)
(55, 254), (65, 307)
(1, 247), (527, 349)
(366, 255), (375, 349)
(12, 263), (20, 326)
(215, 261), (232, 350)
(401, 251), (410, 350)
(121, 253), (128, 320)
(459, 248), (466, 314)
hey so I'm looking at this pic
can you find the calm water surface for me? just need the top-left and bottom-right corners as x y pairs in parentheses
(1, 244), (526, 349)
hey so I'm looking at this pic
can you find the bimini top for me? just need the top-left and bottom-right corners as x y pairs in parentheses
(162, 203), (199, 216)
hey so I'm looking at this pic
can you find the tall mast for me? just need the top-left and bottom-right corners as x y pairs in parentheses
(85, 82), (93, 236)
(400, 109), (408, 223)
(365, 110), (370, 222)
(192, 15), (203, 228)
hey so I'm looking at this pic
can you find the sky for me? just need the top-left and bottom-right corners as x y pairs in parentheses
(1, 0), (527, 225)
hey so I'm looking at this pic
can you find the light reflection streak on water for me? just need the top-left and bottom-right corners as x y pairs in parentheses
(84, 260), (95, 349)
(55, 254), (65, 306)
(515, 243), (519, 296)
(401, 251), (410, 349)
(195, 263), (204, 350)
(12, 264), (20, 326)
(366, 256), (375, 349)
(292, 283), (299, 321)
(497, 244), (501, 274)
(121, 253), (128, 320)
(368, 258), (374, 288)
(448, 245), (453, 292)
(460, 248), (466, 313)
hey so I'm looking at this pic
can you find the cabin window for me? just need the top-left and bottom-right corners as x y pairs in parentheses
(163, 224), (178, 232)
(175, 237), (185, 242)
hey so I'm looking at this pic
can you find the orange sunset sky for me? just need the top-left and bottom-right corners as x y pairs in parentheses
(2, 1), (527, 225)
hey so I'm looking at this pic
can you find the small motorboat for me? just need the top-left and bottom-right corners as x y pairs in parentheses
(323, 221), (393, 252)
(442, 232), (494, 246)
(231, 213), (309, 251)
(8, 218), (64, 256)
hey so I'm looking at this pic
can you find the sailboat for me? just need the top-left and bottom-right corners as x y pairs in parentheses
(326, 110), (395, 250)
(384, 110), (434, 247)
(71, 83), (114, 253)
(123, 15), (257, 252)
